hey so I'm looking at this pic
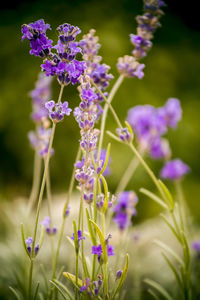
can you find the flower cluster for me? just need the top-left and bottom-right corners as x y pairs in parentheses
(28, 126), (54, 157)
(117, 0), (165, 78)
(113, 191), (138, 230)
(116, 127), (132, 143)
(96, 193), (114, 210)
(25, 237), (39, 256)
(41, 216), (57, 235)
(160, 159), (190, 181)
(71, 230), (85, 247)
(45, 100), (72, 123)
(127, 98), (182, 160)
(22, 20), (86, 85)
(91, 242), (115, 263)
(79, 29), (113, 116)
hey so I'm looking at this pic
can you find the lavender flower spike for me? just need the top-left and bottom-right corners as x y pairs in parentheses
(45, 100), (72, 123)
(160, 159), (190, 181)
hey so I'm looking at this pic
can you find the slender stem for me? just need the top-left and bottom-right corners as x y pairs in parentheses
(27, 259), (34, 300)
(175, 180), (189, 230)
(52, 146), (81, 280)
(115, 155), (140, 195)
(27, 151), (42, 215)
(75, 253), (78, 300)
(97, 75), (124, 160)
(27, 84), (64, 298)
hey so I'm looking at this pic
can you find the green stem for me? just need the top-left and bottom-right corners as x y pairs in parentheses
(52, 146), (81, 280)
(27, 84), (64, 299)
(97, 74), (124, 160)
(27, 150), (42, 215)
(75, 253), (79, 300)
(27, 259), (34, 300)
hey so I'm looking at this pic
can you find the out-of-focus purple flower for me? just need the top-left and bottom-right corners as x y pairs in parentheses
(41, 216), (57, 235)
(150, 137), (171, 160)
(80, 278), (91, 295)
(25, 237), (40, 256)
(94, 149), (111, 176)
(116, 270), (122, 279)
(130, 34), (152, 59)
(45, 100), (72, 123)
(113, 191), (138, 230)
(22, 19), (53, 57)
(28, 126), (54, 157)
(117, 56), (145, 79)
(71, 230), (85, 247)
(65, 205), (70, 217)
(192, 241), (200, 254)
(91, 243), (115, 261)
(160, 159), (190, 181)
(157, 98), (182, 128)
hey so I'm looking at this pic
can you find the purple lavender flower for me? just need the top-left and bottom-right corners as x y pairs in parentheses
(149, 137), (171, 160)
(71, 230), (85, 247)
(192, 241), (200, 255)
(157, 98), (182, 128)
(130, 34), (152, 59)
(160, 159), (190, 181)
(117, 56), (145, 78)
(113, 191), (138, 230)
(80, 278), (91, 295)
(45, 100), (72, 123)
(41, 216), (57, 235)
(116, 270), (122, 279)
(22, 19), (53, 57)
(65, 205), (70, 217)
(116, 127), (132, 143)
(25, 237), (40, 256)
(91, 243), (115, 260)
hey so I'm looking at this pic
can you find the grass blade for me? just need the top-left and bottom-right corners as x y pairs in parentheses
(140, 188), (168, 209)
(154, 240), (184, 267)
(144, 279), (173, 300)
(9, 287), (21, 300)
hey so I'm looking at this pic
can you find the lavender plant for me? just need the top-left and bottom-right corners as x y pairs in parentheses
(10, 0), (194, 299)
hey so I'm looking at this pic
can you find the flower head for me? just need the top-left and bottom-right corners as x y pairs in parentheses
(160, 159), (190, 181)
(157, 98), (182, 128)
(117, 56), (145, 78)
(41, 216), (57, 235)
(45, 100), (72, 123)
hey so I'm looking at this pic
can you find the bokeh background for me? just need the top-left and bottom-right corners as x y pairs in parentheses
(0, 0), (200, 298)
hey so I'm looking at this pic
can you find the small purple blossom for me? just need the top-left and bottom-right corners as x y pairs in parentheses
(22, 19), (53, 57)
(45, 100), (72, 122)
(25, 237), (40, 256)
(41, 216), (57, 235)
(192, 241), (200, 254)
(113, 191), (138, 230)
(160, 159), (190, 181)
(71, 230), (85, 247)
(80, 278), (91, 295)
(91, 243), (115, 262)
(157, 98), (182, 128)
(65, 206), (70, 217)
(116, 270), (122, 279)
(116, 127), (132, 143)
(117, 56), (145, 78)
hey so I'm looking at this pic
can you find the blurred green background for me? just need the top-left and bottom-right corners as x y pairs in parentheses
(0, 0), (200, 221)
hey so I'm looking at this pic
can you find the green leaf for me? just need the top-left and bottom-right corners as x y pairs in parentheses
(158, 180), (174, 209)
(161, 252), (184, 294)
(86, 208), (96, 245)
(73, 221), (79, 254)
(160, 214), (181, 243)
(39, 292), (44, 300)
(89, 219), (107, 264)
(100, 175), (108, 213)
(20, 223), (30, 258)
(33, 282), (40, 300)
(147, 289), (160, 300)
(110, 254), (129, 300)
(154, 240), (184, 267)
(144, 279), (173, 300)
(39, 226), (45, 248)
(140, 188), (168, 209)
(9, 287), (21, 300)
(50, 280), (73, 300)
(99, 143), (111, 175)
(106, 131), (122, 143)
(40, 264), (48, 292)
(63, 272), (83, 288)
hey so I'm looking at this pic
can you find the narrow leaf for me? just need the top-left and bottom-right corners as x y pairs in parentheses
(73, 221), (79, 254)
(161, 252), (184, 294)
(89, 219), (107, 264)
(110, 254), (129, 300)
(147, 289), (160, 300)
(100, 175), (108, 213)
(99, 143), (111, 175)
(50, 280), (73, 300)
(40, 264), (48, 292)
(86, 208), (96, 245)
(106, 131), (122, 143)
(9, 287), (21, 300)
(33, 282), (40, 300)
(144, 279), (173, 300)
(160, 214), (181, 243)
(140, 188), (168, 209)
(63, 272), (83, 287)
(158, 180), (174, 209)
(20, 223), (30, 258)
(154, 240), (184, 267)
